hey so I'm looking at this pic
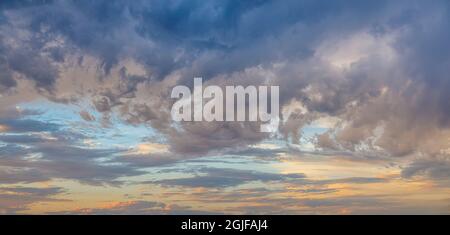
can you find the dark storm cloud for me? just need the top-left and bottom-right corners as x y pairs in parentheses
(0, 61), (15, 92)
(1, 0), (392, 155)
(0, 0), (390, 85)
(6, 48), (59, 89)
(0, 28), (60, 91)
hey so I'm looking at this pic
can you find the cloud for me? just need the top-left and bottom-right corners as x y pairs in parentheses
(151, 167), (305, 188)
(55, 200), (216, 215)
(0, 141), (146, 185)
(0, 186), (66, 214)
(0, 0), (399, 155)
(402, 158), (450, 182)
(0, 119), (60, 133)
(0, 118), (144, 186)
(317, 177), (388, 185)
(1, 1), (450, 214)
(79, 110), (95, 122)
(73, 200), (167, 215)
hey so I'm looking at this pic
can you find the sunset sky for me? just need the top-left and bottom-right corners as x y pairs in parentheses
(1, 0), (450, 214)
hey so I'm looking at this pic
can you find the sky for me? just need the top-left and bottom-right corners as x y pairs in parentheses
(1, 0), (450, 214)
